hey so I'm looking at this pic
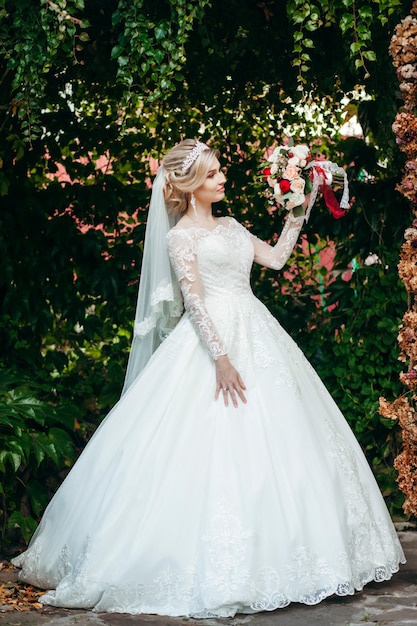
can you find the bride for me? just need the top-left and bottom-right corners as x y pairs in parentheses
(12, 138), (405, 618)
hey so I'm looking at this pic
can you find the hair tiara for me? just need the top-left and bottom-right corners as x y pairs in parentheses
(181, 141), (209, 173)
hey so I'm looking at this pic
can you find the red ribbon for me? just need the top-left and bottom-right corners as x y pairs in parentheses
(322, 184), (346, 219)
(312, 165), (346, 219)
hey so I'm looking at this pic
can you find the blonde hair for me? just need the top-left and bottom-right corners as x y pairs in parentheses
(162, 139), (219, 216)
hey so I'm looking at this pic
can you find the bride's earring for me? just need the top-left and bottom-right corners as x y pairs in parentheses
(190, 193), (197, 216)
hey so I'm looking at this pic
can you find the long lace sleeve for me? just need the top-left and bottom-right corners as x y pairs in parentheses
(251, 213), (305, 270)
(167, 229), (227, 360)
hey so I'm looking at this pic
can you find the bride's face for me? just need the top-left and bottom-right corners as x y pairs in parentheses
(193, 158), (226, 208)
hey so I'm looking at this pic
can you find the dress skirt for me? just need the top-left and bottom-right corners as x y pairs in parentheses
(12, 290), (405, 618)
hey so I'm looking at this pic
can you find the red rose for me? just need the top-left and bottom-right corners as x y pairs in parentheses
(279, 179), (291, 193)
(262, 167), (271, 182)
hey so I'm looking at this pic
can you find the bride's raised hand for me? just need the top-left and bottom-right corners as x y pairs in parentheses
(214, 355), (247, 408)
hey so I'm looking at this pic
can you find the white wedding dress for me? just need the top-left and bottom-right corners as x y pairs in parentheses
(13, 216), (405, 618)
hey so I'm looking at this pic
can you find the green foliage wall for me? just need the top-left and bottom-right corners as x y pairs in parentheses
(0, 0), (412, 545)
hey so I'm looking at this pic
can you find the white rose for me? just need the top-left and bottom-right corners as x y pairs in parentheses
(274, 184), (285, 205)
(274, 183), (282, 197)
(287, 156), (299, 166)
(270, 163), (278, 176)
(290, 177), (306, 193)
(287, 192), (305, 209)
(268, 147), (280, 163)
(292, 145), (309, 159)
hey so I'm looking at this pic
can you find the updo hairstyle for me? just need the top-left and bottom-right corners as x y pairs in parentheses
(162, 139), (219, 216)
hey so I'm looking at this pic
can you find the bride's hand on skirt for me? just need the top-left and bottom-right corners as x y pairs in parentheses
(214, 355), (247, 408)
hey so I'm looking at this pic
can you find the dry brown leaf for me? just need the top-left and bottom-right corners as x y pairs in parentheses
(0, 580), (44, 612)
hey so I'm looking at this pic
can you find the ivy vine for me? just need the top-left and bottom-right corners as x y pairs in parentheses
(111, 0), (209, 105)
(0, 0), (209, 145)
(286, 0), (403, 90)
(0, 0), (89, 145)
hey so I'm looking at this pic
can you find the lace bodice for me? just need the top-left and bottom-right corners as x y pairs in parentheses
(167, 215), (304, 359)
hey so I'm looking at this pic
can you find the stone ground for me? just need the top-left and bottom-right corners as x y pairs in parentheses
(1, 530), (417, 626)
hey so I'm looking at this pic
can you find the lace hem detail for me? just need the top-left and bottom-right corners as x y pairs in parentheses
(15, 505), (405, 618)
(26, 543), (404, 618)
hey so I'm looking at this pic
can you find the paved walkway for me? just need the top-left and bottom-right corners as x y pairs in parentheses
(1, 531), (417, 626)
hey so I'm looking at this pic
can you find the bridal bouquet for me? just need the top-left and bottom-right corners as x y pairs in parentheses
(262, 142), (349, 220)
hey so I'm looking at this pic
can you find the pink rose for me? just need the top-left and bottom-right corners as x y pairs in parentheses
(290, 177), (306, 193)
(283, 165), (299, 180)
